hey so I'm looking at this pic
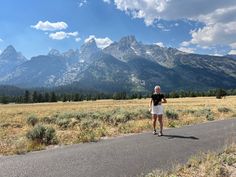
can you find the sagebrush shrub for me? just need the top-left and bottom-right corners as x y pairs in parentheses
(218, 107), (231, 113)
(55, 118), (70, 128)
(80, 118), (102, 130)
(26, 124), (57, 145)
(26, 115), (38, 126)
(165, 110), (179, 120)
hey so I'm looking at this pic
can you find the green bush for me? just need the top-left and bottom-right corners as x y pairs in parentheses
(44, 127), (58, 144)
(206, 113), (214, 121)
(112, 109), (133, 125)
(26, 124), (57, 145)
(168, 120), (178, 127)
(41, 116), (56, 124)
(182, 109), (196, 114)
(55, 118), (70, 128)
(194, 108), (212, 117)
(26, 115), (38, 126)
(80, 118), (102, 130)
(218, 107), (231, 113)
(165, 110), (179, 120)
(78, 129), (97, 142)
(193, 108), (214, 121)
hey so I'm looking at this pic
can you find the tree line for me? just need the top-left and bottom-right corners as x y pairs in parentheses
(0, 88), (234, 104)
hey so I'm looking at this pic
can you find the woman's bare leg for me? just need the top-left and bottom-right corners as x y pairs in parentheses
(158, 115), (163, 135)
(152, 114), (157, 132)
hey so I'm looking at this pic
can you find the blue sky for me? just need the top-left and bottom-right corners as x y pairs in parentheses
(0, 0), (236, 58)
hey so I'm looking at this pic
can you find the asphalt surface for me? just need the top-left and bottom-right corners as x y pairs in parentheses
(0, 118), (235, 177)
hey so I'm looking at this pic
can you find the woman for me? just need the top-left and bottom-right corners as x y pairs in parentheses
(149, 85), (167, 136)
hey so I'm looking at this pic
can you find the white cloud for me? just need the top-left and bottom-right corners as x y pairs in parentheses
(230, 42), (236, 49)
(114, 0), (168, 26)
(156, 23), (170, 31)
(174, 23), (179, 26)
(78, 0), (87, 7)
(49, 31), (79, 40)
(113, 0), (236, 23)
(154, 42), (165, 48)
(75, 37), (81, 42)
(0, 38), (3, 42)
(31, 21), (68, 31)
(178, 47), (195, 53)
(228, 50), (236, 55)
(113, 0), (236, 50)
(180, 41), (190, 47)
(103, 0), (111, 4)
(85, 35), (113, 49)
(211, 53), (223, 56)
(0, 50), (2, 54)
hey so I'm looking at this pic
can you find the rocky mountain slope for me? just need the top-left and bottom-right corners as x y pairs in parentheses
(1, 36), (236, 92)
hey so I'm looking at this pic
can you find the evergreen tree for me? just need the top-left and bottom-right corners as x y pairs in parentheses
(62, 94), (67, 102)
(50, 92), (57, 102)
(0, 95), (9, 104)
(74, 93), (80, 101)
(24, 90), (30, 103)
(38, 93), (43, 103)
(32, 91), (38, 103)
(44, 92), (50, 102)
(216, 88), (227, 99)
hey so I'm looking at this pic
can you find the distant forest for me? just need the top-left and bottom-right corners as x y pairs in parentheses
(0, 87), (234, 104)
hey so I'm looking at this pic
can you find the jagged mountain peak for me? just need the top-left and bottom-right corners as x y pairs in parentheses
(81, 38), (98, 50)
(4, 45), (17, 53)
(1, 36), (236, 92)
(0, 45), (27, 62)
(0, 45), (27, 76)
(85, 38), (96, 44)
(79, 38), (100, 63)
(48, 49), (61, 56)
(63, 49), (79, 58)
(1, 45), (17, 58)
(119, 35), (137, 44)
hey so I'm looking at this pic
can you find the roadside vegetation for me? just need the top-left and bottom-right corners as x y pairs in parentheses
(144, 144), (236, 177)
(0, 96), (236, 155)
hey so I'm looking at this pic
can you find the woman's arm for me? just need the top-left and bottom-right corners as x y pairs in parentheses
(162, 97), (167, 103)
(149, 99), (152, 111)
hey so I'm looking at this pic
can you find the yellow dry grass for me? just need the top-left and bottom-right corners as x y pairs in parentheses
(145, 144), (236, 177)
(0, 96), (236, 155)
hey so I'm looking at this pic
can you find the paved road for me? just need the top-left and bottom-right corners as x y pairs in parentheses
(0, 119), (236, 177)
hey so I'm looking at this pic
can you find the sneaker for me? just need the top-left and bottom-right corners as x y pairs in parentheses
(158, 132), (163, 136)
(153, 130), (157, 135)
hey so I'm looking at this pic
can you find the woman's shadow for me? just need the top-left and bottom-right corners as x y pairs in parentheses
(162, 134), (199, 140)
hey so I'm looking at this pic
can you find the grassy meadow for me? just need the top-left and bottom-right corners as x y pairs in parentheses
(0, 96), (236, 155)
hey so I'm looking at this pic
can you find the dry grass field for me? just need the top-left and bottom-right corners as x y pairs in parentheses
(0, 96), (236, 155)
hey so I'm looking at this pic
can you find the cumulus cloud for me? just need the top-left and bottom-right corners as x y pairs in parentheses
(228, 50), (236, 55)
(114, 0), (168, 26)
(75, 37), (81, 42)
(185, 7), (236, 48)
(211, 53), (223, 56)
(31, 21), (68, 31)
(49, 31), (79, 40)
(178, 47), (195, 53)
(103, 0), (111, 4)
(78, 0), (87, 7)
(85, 35), (113, 49)
(154, 42), (165, 48)
(113, 0), (236, 51)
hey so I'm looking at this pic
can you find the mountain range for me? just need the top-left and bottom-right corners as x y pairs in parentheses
(0, 35), (236, 93)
